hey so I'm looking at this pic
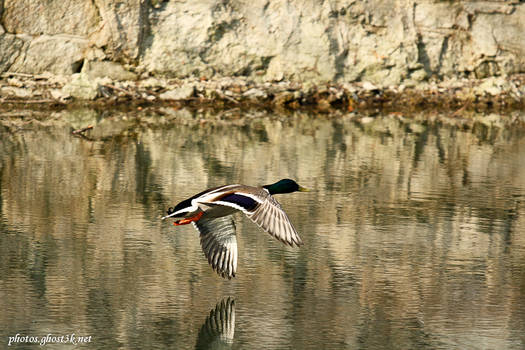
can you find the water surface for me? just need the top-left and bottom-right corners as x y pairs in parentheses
(1, 109), (525, 349)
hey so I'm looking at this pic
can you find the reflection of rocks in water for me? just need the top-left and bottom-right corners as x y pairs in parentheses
(195, 297), (235, 350)
(1, 109), (525, 349)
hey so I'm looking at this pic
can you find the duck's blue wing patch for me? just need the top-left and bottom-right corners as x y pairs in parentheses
(220, 193), (259, 211)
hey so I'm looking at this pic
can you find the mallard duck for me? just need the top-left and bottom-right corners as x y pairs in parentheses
(162, 179), (308, 279)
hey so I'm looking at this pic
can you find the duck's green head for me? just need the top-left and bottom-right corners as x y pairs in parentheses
(263, 179), (309, 195)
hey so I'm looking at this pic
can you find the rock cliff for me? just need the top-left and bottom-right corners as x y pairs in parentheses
(0, 0), (524, 85)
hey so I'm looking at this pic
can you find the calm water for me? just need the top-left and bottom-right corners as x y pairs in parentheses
(1, 108), (525, 349)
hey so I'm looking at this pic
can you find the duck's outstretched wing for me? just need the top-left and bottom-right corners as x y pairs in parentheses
(205, 190), (303, 248)
(193, 216), (238, 279)
(244, 194), (303, 247)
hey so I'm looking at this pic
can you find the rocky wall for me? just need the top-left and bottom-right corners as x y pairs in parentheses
(0, 0), (524, 86)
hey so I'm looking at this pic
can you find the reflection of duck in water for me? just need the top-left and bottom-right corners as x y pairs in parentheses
(162, 179), (308, 278)
(195, 297), (235, 350)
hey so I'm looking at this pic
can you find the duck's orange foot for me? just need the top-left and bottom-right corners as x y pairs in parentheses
(173, 211), (204, 226)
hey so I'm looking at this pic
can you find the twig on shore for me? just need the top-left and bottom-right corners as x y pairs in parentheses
(72, 125), (93, 135)
(452, 100), (472, 117)
(1, 72), (49, 80)
(214, 90), (239, 104)
(103, 84), (136, 97)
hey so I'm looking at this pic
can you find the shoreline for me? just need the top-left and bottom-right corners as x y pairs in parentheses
(1, 72), (524, 115)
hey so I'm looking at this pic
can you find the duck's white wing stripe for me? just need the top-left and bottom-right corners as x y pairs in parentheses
(210, 201), (248, 213)
(245, 196), (303, 247)
(193, 216), (238, 279)
(195, 185), (241, 203)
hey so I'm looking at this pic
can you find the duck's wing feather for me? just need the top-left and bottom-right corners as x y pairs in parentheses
(193, 216), (238, 279)
(245, 194), (303, 247)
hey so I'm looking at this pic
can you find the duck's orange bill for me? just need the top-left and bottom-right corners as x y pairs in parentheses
(173, 211), (204, 226)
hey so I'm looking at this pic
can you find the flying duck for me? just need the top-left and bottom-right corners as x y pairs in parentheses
(162, 179), (308, 279)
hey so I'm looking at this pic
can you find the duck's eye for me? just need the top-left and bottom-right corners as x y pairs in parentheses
(167, 207), (175, 215)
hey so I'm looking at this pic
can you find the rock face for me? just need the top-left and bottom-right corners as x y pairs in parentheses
(0, 0), (524, 85)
